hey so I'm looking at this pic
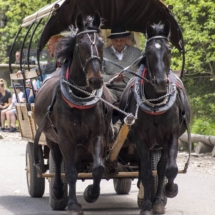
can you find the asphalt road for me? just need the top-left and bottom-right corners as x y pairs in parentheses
(0, 134), (215, 215)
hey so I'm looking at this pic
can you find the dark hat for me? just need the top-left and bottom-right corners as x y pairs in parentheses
(107, 26), (131, 39)
(10, 83), (23, 90)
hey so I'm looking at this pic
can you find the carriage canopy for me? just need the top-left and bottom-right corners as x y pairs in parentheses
(21, 0), (183, 52)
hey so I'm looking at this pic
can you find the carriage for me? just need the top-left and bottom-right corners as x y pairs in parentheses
(9, 0), (190, 214)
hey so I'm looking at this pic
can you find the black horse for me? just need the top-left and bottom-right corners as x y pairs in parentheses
(34, 12), (112, 214)
(120, 21), (191, 215)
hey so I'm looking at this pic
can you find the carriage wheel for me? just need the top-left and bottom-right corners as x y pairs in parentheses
(26, 142), (45, 197)
(137, 150), (167, 209)
(49, 152), (68, 210)
(151, 150), (167, 205)
(113, 178), (132, 195)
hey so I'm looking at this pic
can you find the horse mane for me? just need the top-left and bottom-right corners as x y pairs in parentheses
(147, 22), (167, 38)
(139, 22), (169, 65)
(56, 16), (101, 63)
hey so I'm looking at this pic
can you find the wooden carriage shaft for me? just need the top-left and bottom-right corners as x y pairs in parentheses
(40, 170), (186, 179)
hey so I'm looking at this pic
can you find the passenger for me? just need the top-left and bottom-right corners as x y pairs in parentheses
(103, 27), (142, 104)
(16, 35), (63, 90)
(36, 35), (63, 89)
(1, 83), (23, 132)
(0, 79), (12, 130)
(21, 79), (35, 103)
(0, 79), (12, 129)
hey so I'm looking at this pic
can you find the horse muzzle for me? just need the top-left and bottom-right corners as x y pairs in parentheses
(154, 79), (168, 93)
(88, 76), (103, 90)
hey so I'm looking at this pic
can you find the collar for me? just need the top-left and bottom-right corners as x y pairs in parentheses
(60, 63), (103, 110)
(111, 45), (127, 55)
(134, 64), (178, 115)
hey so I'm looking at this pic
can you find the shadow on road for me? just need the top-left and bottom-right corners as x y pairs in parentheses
(0, 193), (140, 215)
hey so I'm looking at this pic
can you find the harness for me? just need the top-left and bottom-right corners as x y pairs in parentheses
(134, 64), (177, 115)
(76, 29), (102, 87)
(60, 62), (103, 109)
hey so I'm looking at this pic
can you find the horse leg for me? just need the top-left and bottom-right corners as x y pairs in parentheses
(137, 158), (145, 209)
(137, 142), (153, 215)
(47, 138), (64, 200)
(164, 135), (179, 198)
(61, 146), (82, 213)
(84, 136), (104, 203)
(153, 149), (168, 214)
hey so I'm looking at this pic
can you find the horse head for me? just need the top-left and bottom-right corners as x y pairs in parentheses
(145, 21), (171, 93)
(74, 11), (104, 90)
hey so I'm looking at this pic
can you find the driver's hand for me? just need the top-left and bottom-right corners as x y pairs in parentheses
(112, 73), (124, 82)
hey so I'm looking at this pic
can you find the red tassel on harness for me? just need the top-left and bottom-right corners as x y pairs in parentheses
(66, 68), (69, 80)
(141, 68), (147, 85)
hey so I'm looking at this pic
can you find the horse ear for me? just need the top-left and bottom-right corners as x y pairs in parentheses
(93, 11), (101, 28)
(76, 12), (84, 30)
(146, 22), (153, 38)
(163, 20), (171, 38)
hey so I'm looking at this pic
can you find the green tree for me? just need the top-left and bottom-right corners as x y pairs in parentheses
(0, 0), (55, 62)
(164, 0), (215, 135)
(164, 0), (215, 79)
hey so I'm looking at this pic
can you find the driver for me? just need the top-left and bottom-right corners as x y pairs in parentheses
(103, 27), (142, 104)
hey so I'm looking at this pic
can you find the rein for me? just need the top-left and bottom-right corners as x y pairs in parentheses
(104, 55), (154, 85)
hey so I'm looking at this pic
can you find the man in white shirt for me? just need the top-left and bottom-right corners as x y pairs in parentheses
(103, 27), (142, 103)
(103, 27), (142, 138)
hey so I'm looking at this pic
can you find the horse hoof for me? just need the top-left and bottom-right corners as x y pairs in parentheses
(68, 203), (83, 215)
(153, 201), (165, 214)
(140, 210), (153, 215)
(164, 184), (178, 198)
(137, 197), (144, 209)
(84, 185), (100, 203)
(52, 185), (64, 201)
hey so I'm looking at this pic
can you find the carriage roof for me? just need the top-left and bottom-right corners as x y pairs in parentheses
(21, 0), (183, 52)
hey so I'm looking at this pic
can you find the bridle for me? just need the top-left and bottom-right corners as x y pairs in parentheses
(145, 35), (170, 86)
(75, 30), (102, 74)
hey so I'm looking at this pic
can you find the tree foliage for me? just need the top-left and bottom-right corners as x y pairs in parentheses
(0, 0), (215, 134)
(163, 0), (215, 135)
(0, 0), (55, 62)
(164, 0), (215, 79)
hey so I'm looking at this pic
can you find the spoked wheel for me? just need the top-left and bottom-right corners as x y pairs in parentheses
(113, 178), (132, 195)
(49, 152), (68, 210)
(151, 150), (167, 205)
(137, 149), (167, 209)
(26, 142), (45, 197)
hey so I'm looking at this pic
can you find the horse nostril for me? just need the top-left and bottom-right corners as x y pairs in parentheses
(89, 77), (103, 89)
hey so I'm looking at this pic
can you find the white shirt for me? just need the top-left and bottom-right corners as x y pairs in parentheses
(12, 92), (23, 106)
(111, 45), (127, 61)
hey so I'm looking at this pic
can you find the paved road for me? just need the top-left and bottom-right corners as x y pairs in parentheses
(0, 134), (215, 215)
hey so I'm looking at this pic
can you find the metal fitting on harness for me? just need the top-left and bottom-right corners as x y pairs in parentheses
(124, 114), (136, 126)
